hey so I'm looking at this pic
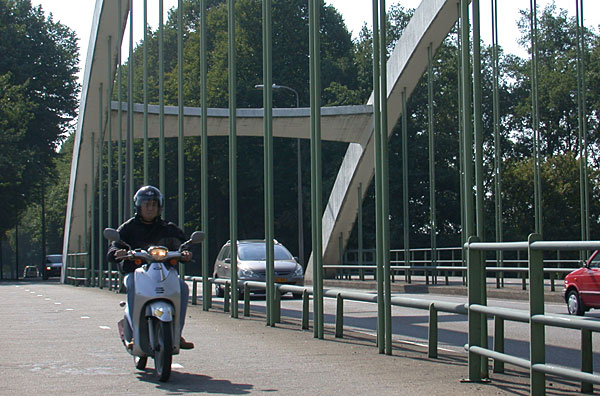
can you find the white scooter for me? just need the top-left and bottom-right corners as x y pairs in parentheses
(103, 228), (205, 382)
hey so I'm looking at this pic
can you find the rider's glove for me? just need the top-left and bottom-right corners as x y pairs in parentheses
(180, 250), (192, 262)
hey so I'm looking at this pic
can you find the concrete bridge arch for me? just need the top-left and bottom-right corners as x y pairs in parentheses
(63, 0), (461, 280)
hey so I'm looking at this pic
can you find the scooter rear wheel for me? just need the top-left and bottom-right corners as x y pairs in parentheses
(134, 356), (147, 370)
(153, 318), (173, 382)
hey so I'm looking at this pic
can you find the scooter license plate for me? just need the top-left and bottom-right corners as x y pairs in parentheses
(275, 277), (287, 283)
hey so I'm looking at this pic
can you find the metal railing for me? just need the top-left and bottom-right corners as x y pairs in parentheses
(65, 251), (121, 290)
(65, 252), (88, 285)
(466, 236), (600, 395)
(334, 246), (583, 291)
(185, 275), (466, 357)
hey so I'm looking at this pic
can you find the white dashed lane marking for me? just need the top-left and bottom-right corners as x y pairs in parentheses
(81, 316), (90, 319)
(99, 326), (111, 330)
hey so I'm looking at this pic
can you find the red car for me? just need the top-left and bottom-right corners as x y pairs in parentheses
(563, 250), (600, 316)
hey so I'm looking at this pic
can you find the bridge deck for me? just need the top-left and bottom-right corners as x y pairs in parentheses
(2, 280), (570, 395)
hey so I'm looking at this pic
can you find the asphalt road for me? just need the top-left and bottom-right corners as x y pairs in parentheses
(0, 280), (590, 395)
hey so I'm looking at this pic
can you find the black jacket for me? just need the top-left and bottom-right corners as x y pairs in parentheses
(107, 215), (187, 274)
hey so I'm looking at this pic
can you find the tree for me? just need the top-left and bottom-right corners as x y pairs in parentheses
(0, 0), (79, 236)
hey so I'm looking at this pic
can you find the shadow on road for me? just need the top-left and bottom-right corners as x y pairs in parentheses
(136, 370), (256, 394)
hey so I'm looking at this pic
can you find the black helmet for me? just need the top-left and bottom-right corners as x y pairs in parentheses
(134, 185), (163, 213)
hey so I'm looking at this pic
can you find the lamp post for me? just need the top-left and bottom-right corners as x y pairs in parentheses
(255, 83), (304, 268)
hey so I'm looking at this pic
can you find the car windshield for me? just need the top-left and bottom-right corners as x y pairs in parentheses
(590, 251), (600, 268)
(46, 255), (62, 263)
(238, 244), (293, 261)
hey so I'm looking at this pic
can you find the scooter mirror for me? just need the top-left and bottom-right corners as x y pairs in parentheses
(103, 228), (121, 242)
(189, 231), (205, 244)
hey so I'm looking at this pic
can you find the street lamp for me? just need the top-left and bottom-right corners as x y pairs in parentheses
(255, 83), (304, 268)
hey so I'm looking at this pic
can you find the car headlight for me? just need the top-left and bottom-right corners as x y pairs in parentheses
(148, 246), (168, 261)
(293, 264), (304, 277)
(238, 267), (260, 280)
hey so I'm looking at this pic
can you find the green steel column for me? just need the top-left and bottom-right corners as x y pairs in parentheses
(159, 0), (166, 217)
(309, 0), (323, 339)
(98, 84), (104, 289)
(427, 44), (437, 268)
(84, 184), (89, 285)
(371, 0), (384, 354)
(262, 0), (275, 327)
(581, 0), (590, 245)
(576, 0), (590, 250)
(358, 183), (364, 280)
(491, 0), (503, 285)
(228, 0), (239, 318)
(401, 89), (409, 268)
(467, 236), (483, 382)
(460, 0), (474, 239)
(177, 0), (186, 278)
(200, 0), (210, 311)
(90, 132), (96, 287)
(378, 0), (391, 355)
(315, 0), (324, 340)
(117, 0), (123, 224)
(528, 234), (545, 395)
(457, 7), (466, 254)
(530, 0), (542, 236)
(309, 0), (316, 335)
(107, 36), (113, 230)
(309, 0), (317, 336)
(472, 0), (484, 240)
(576, 0), (585, 248)
(128, 0), (134, 217)
(143, 0), (148, 185)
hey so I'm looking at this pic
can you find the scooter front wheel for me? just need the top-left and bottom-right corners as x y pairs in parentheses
(134, 356), (147, 370)
(153, 318), (173, 382)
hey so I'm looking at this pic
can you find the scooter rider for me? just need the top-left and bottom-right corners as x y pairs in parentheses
(107, 185), (194, 350)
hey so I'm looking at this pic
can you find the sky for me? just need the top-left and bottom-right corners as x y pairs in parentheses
(33, 0), (600, 86)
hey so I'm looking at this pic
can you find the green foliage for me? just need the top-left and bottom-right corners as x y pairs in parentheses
(502, 153), (600, 241)
(0, 0), (79, 237)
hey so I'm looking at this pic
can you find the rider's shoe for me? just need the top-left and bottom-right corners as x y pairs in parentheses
(125, 340), (134, 350)
(180, 336), (194, 349)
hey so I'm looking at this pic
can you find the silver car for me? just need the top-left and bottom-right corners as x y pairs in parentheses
(213, 240), (304, 298)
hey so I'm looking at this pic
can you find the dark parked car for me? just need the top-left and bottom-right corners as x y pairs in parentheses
(41, 254), (63, 280)
(563, 250), (600, 315)
(213, 240), (304, 298)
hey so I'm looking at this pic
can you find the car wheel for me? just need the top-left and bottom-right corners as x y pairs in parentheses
(567, 289), (585, 316)
(214, 281), (224, 298)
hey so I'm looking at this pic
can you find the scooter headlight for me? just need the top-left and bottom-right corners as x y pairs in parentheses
(148, 246), (168, 261)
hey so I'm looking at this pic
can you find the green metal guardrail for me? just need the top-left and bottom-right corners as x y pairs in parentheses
(186, 275), (466, 359)
(65, 252), (88, 285)
(466, 235), (600, 395)
(337, 245), (582, 291)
